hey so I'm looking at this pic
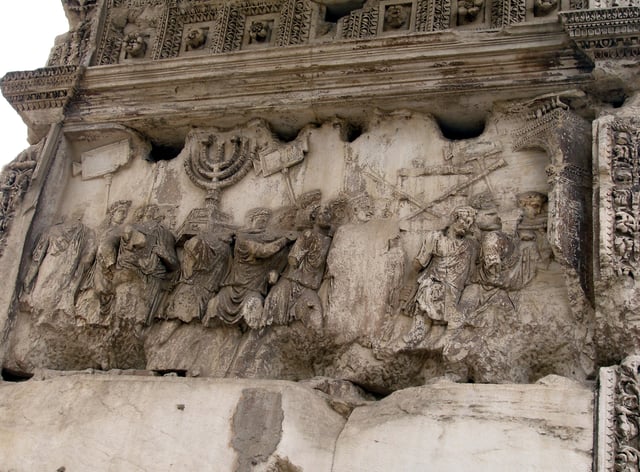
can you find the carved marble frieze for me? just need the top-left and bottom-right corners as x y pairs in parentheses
(0, 142), (44, 258)
(1, 106), (599, 390)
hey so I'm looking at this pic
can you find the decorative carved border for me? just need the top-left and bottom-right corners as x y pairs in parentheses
(561, 7), (640, 59)
(597, 357), (640, 472)
(596, 118), (640, 279)
(157, 2), (218, 59)
(491, 0), (527, 27)
(0, 66), (82, 112)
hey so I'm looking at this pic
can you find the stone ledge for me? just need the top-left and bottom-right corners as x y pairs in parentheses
(0, 375), (594, 471)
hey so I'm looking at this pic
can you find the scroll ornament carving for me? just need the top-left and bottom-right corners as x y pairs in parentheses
(607, 123), (640, 278)
(602, 356), (640, 472)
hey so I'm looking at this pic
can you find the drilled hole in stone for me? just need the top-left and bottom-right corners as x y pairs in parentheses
(345, 123), (364, 142)
(1, 368), (33, 382)
(148, 143), (184, 162)
(436, 116), (486, 140)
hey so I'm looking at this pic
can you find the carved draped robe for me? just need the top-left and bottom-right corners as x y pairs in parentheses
(209, 230), (288, 327)
(413, 230), (477, 323)
(164, 232), (232, 323)
(114, 220), (178, 324)
(25, 220), (96, 316)
(263, 228), (332, 327)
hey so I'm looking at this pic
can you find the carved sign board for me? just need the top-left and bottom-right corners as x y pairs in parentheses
(257, 138), (308, 177)
(79, 140), (130, 180)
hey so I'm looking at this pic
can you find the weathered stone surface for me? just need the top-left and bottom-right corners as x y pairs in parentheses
(333, 379), (594, 472)
(3, 0), (640, 468)
(0, 375), (594, 471)
(0, 376), (345, 472)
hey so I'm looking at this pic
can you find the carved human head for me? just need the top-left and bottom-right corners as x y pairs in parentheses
(246, 207), (272, 230)
(384, 4), (410, 29)
(124, 33), (147, 58)
(449, 206), (477, 237)
(470, 192), (502, 231)
(107, 200), (132, 225)
(249, 21), (271, 43)
(349, 192), (374, 223)
(135, 204), (162, 223)
(185, 28), (207, 50)
(326, 196), (350, 226)
(296, 190), (322, 229)
(516, 191), (547, 219)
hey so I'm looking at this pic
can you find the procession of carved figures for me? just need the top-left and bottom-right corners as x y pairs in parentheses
(0, 99), (601, 386)
(20, 189), (551, 336)
(15, 111), (562, 378)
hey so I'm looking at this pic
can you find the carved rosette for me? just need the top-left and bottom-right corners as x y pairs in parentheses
(598, 356), (640, 472)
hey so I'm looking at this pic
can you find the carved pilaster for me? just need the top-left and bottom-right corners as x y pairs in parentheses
(594, 116), (640, 280)
(597, 356), (640, 472)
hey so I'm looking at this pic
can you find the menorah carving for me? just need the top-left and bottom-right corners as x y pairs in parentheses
(181, 130), (257, 238)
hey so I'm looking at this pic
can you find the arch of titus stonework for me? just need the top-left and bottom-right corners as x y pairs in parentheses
(1, 0), (640, 469)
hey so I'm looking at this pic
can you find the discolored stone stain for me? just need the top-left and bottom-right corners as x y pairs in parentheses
(231, 388), (284, 472)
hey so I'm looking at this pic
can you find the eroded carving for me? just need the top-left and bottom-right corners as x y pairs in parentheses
(22, 213), (96, 318)
(112, 204), (179, 325)
(204, 208), (294, 329)
(0, 142), (41, 258)
(263, 192), (333, 329)
(403, 206), (478, 345)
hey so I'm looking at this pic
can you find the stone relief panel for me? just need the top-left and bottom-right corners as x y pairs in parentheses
(4, 106), (596, 391)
